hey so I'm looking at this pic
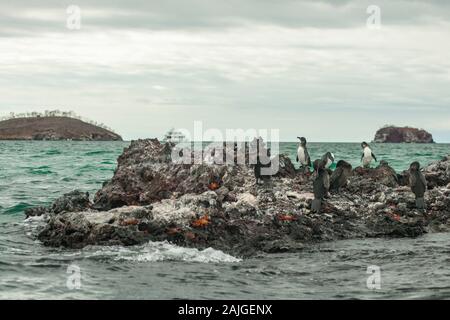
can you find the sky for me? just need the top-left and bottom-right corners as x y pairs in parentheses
(0, 0), (449, 142)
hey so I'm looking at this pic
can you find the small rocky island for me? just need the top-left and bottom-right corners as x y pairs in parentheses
(25, 139), (450, 257)
(374, 126), (434, 143)
(0, 114), (122, 141)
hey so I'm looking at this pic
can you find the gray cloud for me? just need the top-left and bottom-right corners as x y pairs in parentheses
(0, 0), (449, 141)
(1, 0), (450, 36)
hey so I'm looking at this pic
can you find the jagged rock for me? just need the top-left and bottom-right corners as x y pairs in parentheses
(93, 139), (295, 210)
(24, 206), (48, 218)
(422, 155), (450, 189)
(353, 161), (399, 188)
(276, 154), (297, 178)
(51, 190), (91, 214)
(25, 190), (91, 218)
(29, 139), (450, 257)
(366, 213), (426, 238)
(38, 206), (153, 248)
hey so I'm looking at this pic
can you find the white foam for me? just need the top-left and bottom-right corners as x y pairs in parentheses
(115, 241), (242, 263)
(21, 215), (242, 264)
(22, 215), (47, 237)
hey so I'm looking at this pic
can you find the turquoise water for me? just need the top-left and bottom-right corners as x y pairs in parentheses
(280, 142), (449, 172)
(0, 141), (449, 299)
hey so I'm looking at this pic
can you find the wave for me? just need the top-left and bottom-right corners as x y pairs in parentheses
(3, 202), (31, 214)
(83, 241), (242, 264)
(100, 160), (115, 165)
(28, 166), (53, 175)
(16, 217), (242, 264)
(121, 242), (241, 263)
(44, 149), (62, 155)
(84, 150), (114, 156)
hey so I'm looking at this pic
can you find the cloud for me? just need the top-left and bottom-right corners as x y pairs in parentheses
(1, 0), (450, 36)
(0, 0), (449, 141)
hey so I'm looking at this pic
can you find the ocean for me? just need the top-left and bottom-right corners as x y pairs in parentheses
(0, 141), (449, 299)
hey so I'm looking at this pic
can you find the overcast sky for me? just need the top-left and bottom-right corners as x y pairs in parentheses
(0, 0), (449, 141)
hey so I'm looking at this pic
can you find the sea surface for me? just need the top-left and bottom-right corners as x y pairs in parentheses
(0, 141), (449, 299)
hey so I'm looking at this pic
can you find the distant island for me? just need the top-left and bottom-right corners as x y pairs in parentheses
(373, 125), (434, 143)
(0, 111), (122, 141)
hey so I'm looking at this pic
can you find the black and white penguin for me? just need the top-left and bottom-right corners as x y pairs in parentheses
(312, 159), (330, 213)
(330, 160), (352, 192)
(321, 152), (335, 169)
(262, 147), (273, 182)
(296, 137), (311, 173)
(361, 142), (377, 168)
(409, 161), (427, 209)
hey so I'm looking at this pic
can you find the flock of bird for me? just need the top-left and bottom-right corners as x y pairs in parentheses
(255, 137), (428, 214)
(297, 137), (427, 213)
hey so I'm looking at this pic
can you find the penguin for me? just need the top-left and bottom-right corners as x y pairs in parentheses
(321, 152), (335, 169)
(203, 148), (216, 165)
(330, 160), (352, 192)
(296, 137), (311, 173)
(254, 138), (263, 184)
(312, 159), (330, 213)
(253, 138), (271, 185)
(361, 142), (377, 168)
(409, 161), (427, 209)
(261, 148), (273, 183)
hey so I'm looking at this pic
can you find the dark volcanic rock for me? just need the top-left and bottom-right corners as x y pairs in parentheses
(373, 126), (434, 143)
(93, 139), (295, 211)
(0, 116), (122, 141)
(353, 161), (399, 188)
(38, 206), (152, 248)
(28, 138), (450, 257)
(422, 155), (450, 189)
(51, 190), (92, 214)
(24, 206), (49, 218)
(25, 190), (91, 218)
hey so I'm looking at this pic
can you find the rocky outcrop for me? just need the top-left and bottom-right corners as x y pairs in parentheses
(354, 161), (399, 188)
(25, 190), (91, 218)
(0, 117), (122, 141)
(28, 139), (450, 257)
(92, 139), (295, 210)
(373, 126), (434, 143)
(422, 155), (450, 189)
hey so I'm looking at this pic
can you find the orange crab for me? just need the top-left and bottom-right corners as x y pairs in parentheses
(389, 213), (401, 221)
(191, 214), (210, 227)
(208, 182), (220, 191)
(119, 218), (140, 226)
(277, 214), (298, 222)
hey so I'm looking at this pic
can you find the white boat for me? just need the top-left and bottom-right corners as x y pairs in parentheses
(162, 128), (188, 144)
